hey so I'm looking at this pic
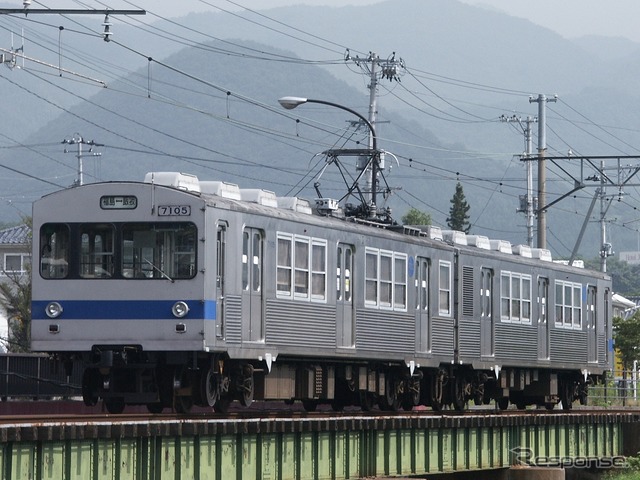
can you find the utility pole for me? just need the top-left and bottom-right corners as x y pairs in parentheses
(62, 134), (103, 187)
(501, 114), (538, 246)
(529, 94), (557, 249)
(345, 50), (404, 207)
(599, 159), (615, 272)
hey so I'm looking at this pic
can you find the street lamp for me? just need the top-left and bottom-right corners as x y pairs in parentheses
(278, 96), (379, 216)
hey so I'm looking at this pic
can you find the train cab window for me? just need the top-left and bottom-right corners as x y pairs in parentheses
(121, 223), (196, 280)
(40, 224), (70, 279)
(80, 225), (114, 278)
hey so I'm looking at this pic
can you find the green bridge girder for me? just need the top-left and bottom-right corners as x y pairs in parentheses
(0, 411), (638, 479)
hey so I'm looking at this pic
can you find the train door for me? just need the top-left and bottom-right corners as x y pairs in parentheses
(587, 285), (598, 363)
(337, 243), (354, 348)
(415, 257), (430, 352)
(537, 277), (550, 360)
(215, 223), (227, 339)
(242, 228), (264, 342)
(480, 267), (494, 357)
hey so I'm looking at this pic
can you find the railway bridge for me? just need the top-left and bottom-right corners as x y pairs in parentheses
(0, 409), (638, 479)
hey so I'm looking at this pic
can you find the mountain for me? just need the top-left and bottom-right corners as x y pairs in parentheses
(1, 0), (639, 258)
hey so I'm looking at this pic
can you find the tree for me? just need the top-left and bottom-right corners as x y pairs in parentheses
(402, 207), (431, 226)
(446, 182), (471, 233)
(0, 218), (31, 352)
(613, 311), (640, 373)
(0, 267), (31, 352)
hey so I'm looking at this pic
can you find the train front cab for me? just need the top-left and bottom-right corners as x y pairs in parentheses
(31, 181), (222, 413)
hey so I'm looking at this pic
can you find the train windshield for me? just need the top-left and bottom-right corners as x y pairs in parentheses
(122, 223), (196, 279)
(39, 222), (197, 280)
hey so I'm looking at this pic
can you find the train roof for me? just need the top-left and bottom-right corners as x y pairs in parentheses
(34, 172), (608, 279)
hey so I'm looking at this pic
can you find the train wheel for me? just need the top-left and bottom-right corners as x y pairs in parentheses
(379, 375), (401, 411)
(402, 379), (420, 411)
(147, 403), (163, 414)
(497, 397), (509, 411)
(104, 397), (125, 414)
(174, 366), (193, 414)
(360, 391), (375, 411)
(331, 399), (345, 412)
(544, 402), (555, 411)
(175, 395), (193, 414)
(302, 399), (318, 412)
(213, 396), (231, 414)
(560, 380), (574, 411)
(452, 375), (466, 411)
(239, 364), (254, 407)
(81, 369), (100, 407)
(578, 382), (588, 406)
(200, 368), (219, 408)
(430, 373), (444, 411)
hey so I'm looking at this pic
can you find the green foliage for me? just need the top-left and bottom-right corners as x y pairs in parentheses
(588, 257), (640, 296)
(613, 311), (640, 371)
(627, 452), (640, 471)
(0, 269), (31, 352)
(0, 217), (32, 352)
(446, 182), (471, 233)
(401, 208), (431, 226)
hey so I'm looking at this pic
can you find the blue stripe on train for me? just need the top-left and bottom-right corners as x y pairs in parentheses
(31, 300), (216, 320)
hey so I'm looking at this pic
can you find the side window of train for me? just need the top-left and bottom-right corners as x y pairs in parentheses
(365, 247), (407, 311)
(40, 224), (70, 279)
(438, 260), (451, 316)
(499, 271), (532, 324)
(554, 280), (582, 329)
(79, 224), (115, 278)
(276, 232), (327, 301)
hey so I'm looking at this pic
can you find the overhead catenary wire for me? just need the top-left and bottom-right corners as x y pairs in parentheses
(2, 0), (640, 251)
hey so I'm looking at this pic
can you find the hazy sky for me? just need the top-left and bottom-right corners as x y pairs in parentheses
(31, 0), (640, 43)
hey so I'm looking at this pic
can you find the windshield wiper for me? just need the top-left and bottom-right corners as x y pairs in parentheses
(143, 258), (174, 283)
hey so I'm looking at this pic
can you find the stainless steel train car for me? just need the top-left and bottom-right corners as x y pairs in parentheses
(31, 172), (612, 413)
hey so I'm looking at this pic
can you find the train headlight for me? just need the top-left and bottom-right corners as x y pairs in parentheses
(45, 302), (63, 318)
(172, 301), (189, 318)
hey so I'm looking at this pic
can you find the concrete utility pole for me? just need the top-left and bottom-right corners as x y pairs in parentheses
(62, 134), (103, 187)
(529, 94), (557, 249)
(599, 159), (614, 272)
(501, 115), (538, 247)
(345, 51), (404, 206)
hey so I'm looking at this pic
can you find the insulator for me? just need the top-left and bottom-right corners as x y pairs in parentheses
(102, 14), (112, 42)
(23, 0), (31, 8)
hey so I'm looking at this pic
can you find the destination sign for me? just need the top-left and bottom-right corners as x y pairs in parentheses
(100, 195), (138, 210)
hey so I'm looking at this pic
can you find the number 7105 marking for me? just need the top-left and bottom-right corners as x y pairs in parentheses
(158, 205), (191, 216)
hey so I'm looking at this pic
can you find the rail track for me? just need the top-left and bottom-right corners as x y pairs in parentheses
(0, 399), (637, 425)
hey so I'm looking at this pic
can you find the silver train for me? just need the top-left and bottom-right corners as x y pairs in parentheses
(31, 172), (612, 413)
